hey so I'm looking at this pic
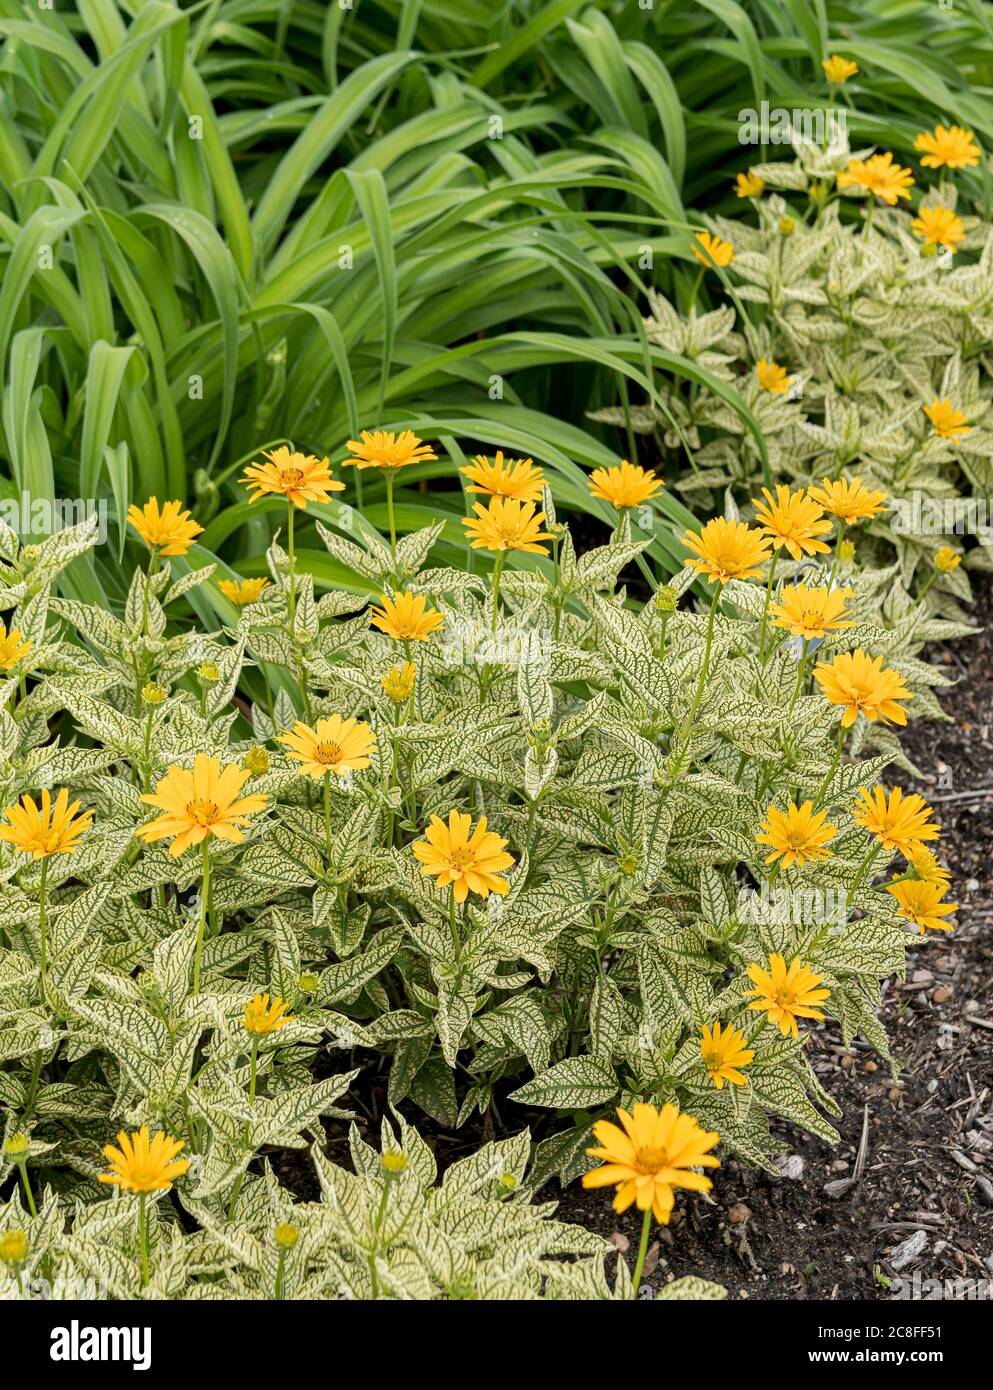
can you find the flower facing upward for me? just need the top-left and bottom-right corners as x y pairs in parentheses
(745, 954), (830, 1038)
(853, 785), (940, 858)
(343, 430), (437, 471)
(912, 205), (965, 253)
(587, 459), (664, 510)
(807, 476), (888, 523)
(241, 447), (345, 508)
(135, 753), (267, 857)
(369, 590), (444, 641)
(755, 359), (792, 394)
(412, 810), (515, 902)
(693, 230), (734, 268)
(243, 992), (293, 1034)
(459, 453), (545, 502)
(886, 879), (958, 934)
(278, 715), (376, 780)
(681, 517), (772, 584)
(99, 1126), (189, 1194)
(924, 399), (970, 442)
(814, 649), (911, 727)
(461, 496), (551, 554)
(735, 170), (765, 198)
(756, 801), (838, 868)
(822, 55), (858, 84)
(699, 1022), (754, 1090)
(582, 1102), (720, 1225)
(752, 485), (833, 561)
(768, 583), (855, 640)
(382, 662), (416, 701)
(219, 577), (270, 606)
(0, 1230), (26, 1264)
(837, 152), (914, 204)
(0, 788), (93, 859)
(127, 498), (204, 556)
(935, 545), (961, 573)
(0, 624), (31, 671)
(914, 124), (981, 170)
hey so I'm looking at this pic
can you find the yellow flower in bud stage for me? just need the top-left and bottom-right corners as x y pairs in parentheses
(0, 788), (93, 859)
(778, 216), (795, 236)
(412, 809), (515, 902)
(924, 399), (970, 441)
(837, 152), (914, 204)
(242, 746), (270, 776)
(196, 661), (220, 683)
(99, 1126), (190, 1194)
(886, 878), (958, 934)
(278, 715), (377, 780)
(814, 648), (911, 727)
(381, 1150), (408, 1175)
(837, 539), (856, 564)
(935, 545), (961, 573)
(459, 452), (545, 502)
(274, 1223), (299, 1248)
(142, 681), (167, 705)
(135, 753), (267, 857)
(219, 577), (270, 606)
(734, 170), (765, 198)
(808, 476), (888, 523)
(681, 516), (772, 584)
(912, 205), (965, 254)
(853, 785), (940, 858)
(769, 583), (855, 640)
(756, 800), (838, 868)
(752, 485), (833, 561)
(343, 430), (437, 472)
(127, 498), (204, 556)
(699, 1022), (754, 1090)
(0, 1230), (26, 1264)
(369, 590), (444, 641)
(243, 992), (293, 1034)
(822, 55), (858, 84)
(241, 447), (345, 508)
(693, 230), (734, 268)
(3, 1133), (29, 1159)
(0, 623), (32, 671)
(914, 124), (981, 170)
(461, 496), (552, 554)
(587, 459), (664, 510)
(907, 848), (951, 888)
(298, 971), (319, 993)
(745, 954), (830, 1038)
(755, 359), (792, 394)
(582, 1102), (720, 1225)
(382, 662), (416, 701)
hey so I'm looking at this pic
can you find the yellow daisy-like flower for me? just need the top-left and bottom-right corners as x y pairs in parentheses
(914, 124), (981, 170)
(807, 476), (888, 523)
(0, 788), (93, 859)
(886, 878), (958, 934)
(681, 516), (772, 584)
(768, 583), (855, 640)
(218, 577), (270, 606)
(587, 459), (664, 510)
(924, 399), (970, 442)
(127, 498), (204, 557)
(745, 954), (830, 1039)
(0, 623), (32, 671)
(853, 785), (940, 858)
(99, 1126), (190, 1194)
(241, 447), (345, 508)
(343, 429), (437, 472)
(907, 848), (951, 888)
(756, 800), (838, 868)
(755, 359), (792, 394)
(0, 1230), (26, 1264)
(911, 205), (965, 254)
(822, 55), (858, 84)
(461, 496), (552, 554)
(735, 170), (765, 198)
(369, 590), (444, 641)
(459, 452), (545, 502)
(752, 484), (833, 561)
(582, 1102), (720, 1226)
(837, 152), (914, 205)
(382, 662), (415, 701)
(693, 230), (735, 268)
(135, 753), (268, 858)
(278, 715), (376, 780)
(814, 648), (912, 728)
(935, 545), (961, 573)
(699, 1022), (755, 1090)
(243, 992), (293, 1034)
(412, 809), (515, 902)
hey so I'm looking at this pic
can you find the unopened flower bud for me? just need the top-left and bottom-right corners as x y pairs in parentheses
(196, 661), (220, 683)
(274, 1223), (299, 1248)
(0, 1230), (26, 1264)
(381, 1150), (408, 1176)
(142, 681), (167, 705)
(243, 746), (270, 776)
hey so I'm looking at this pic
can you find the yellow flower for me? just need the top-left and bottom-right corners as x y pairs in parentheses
(274, 1222), (299, 1247)
(142, 681), (167, 705)
(343, 429), (437, 471)
(745, 953), (830, 1038)
(693, 230), (735, 268)
(755, 359), (792, 394)
(735, 170), (765, 198)
(99, 1126), (190, 1194)
(853, 786), (940, 858)
(135, 753), (267, 858)
(582, 1102), (720, 1225)
(369, 590), (444, 641)
(243, 992), (293, 1034)
(768, 583), (855, 640)
(382, 662), (416, 700)
(822, 55), (858, 84)
(808, 476), (888, 523)
(907, 848), (951, 887)
(814, 648), (911, 727)
(461, 496), (552, 554)
(241, 447), (345, 508)
(0, 623), (31, 671)
(127, 498), (204, 556)
(914, 124), (981, 170)
(911, 205), (965, 253)
(935, 545), (961, 573)
(924, 399), (970, 442)
(219, 577), (270, 606)
(756, 800), (838, 868)
(0, 1230), (26, 1263)
(242, 746), (270, 776)
(459, 452), (545, 502)
(837, 152), (914, 205)
(699, 1022), (754, 1090)
(0, 788), (93, 859)
(752, 484), (833, 561)
(412, 809), (515, 902)
(837, 539), (855, 564)
(681, 517), (772, 584)
(278, 715), (377, 780)
(382, 1150), (408, 1175)
(587, 459), (664, 510)
(886, 878), (958, 934)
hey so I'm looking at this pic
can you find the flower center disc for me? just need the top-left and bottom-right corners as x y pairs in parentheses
(186, 799), (219, 827)
(314, 742), (343, 766)
(280, 467), (304, 486)
(634, 1146), (669, 1175)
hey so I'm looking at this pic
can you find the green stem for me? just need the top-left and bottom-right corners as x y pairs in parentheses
(674, 585), (721, 754)
(787, 640), (810, 717)
(385, 471), (397, 577)
(490, 550), (506, 635)
(323, 772), (332, 864)
(448, 891), (461, 960)
(814, 722), (847, 807)
(847, 843), (881, 906)
(192, 841), (210, 994)
(37, 857), (48, 997)
(287, 500), (297, 635)
(274, 1248), (287, 1301)
(631, 1207), (653, 1298)
(758, 549), (779, 662)
(138, 1193), (150, 1287)
(16, 1160), (37, 1219)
